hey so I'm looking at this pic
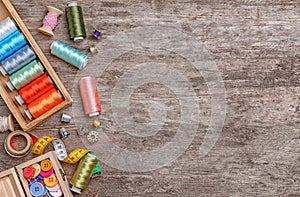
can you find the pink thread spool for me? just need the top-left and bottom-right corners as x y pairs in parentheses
(79, 76), (102, 117)
(38, 6), (63, 37)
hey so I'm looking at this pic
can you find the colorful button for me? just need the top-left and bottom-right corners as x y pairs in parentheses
(38, 174), (44, 180)
(23, 166), (35, 179)
(44, 173), (58, 188)
(46, 183), (60, 192)
(32, 163), (41, 178)
(50, 189), (62, 197)
(28, 178), (39, 186)
(41, 159), (52, 171)
(40, 167), (54, 178)
(30, 182), (45, 197)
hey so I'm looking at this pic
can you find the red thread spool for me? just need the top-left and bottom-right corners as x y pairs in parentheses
(78, 76), (101, 117)
(25, 88), (63, 119)
(16, 74), (55, 105)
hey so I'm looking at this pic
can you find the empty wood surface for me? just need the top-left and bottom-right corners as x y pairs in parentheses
(0, 0), (299, 196)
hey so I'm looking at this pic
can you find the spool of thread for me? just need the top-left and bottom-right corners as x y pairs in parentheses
(38, 6), (63, 37)
(70, 153), (98, 194)
(78, 76), (102, 117)
(0, 30), (27, 61)
(50, 40), (88, 70)
(66, 2), (86, 42)
(0, 114), (14, 132)
(0, 17), (18, 41)
(0, 45), (36, 76)
(6, 60), (44, 91)
(15, 74), (54, 105)
(93, 30), (101, 39)
(25, 88), (64, 120)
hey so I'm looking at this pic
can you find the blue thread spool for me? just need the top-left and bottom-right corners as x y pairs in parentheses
(50, 40), (88, 70)
(0, 17), (18, 42)
(0, 45), (36, 76)
(0, 30), (27, 61)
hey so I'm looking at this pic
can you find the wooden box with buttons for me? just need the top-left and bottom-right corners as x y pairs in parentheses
(0, 151), (73, 197)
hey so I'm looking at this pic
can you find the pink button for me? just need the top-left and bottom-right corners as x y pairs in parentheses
(46, 183), (60, 192)
(39, 167), (54, 178)
(50, 189), (62, 197)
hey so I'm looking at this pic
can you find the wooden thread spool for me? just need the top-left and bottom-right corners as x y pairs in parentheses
(0, 114), (14, 132)
(38, 6), (63, 37)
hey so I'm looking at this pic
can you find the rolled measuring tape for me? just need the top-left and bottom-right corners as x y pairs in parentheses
(4, 130), (38, 158)
(32, 136), (101, 177)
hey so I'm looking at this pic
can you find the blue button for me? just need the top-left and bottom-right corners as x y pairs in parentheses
(37, 174), (44, 180)
(30, 182), (45, 197)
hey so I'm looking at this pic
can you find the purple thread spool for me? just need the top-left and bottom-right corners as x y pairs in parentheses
(93, 30), (101, 39)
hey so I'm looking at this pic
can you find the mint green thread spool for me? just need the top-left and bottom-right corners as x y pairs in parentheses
(50, 40), (88, 70)
(7, 60), (44, 91)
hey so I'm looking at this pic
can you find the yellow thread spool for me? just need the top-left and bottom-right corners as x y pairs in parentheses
(70, 153), (98, 194)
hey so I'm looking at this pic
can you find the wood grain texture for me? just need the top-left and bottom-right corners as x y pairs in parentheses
(0, 0), (299, 196)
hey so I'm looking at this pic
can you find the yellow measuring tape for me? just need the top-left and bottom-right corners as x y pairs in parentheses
(32, 136), (89, 164)
(32, 136), (101, 177)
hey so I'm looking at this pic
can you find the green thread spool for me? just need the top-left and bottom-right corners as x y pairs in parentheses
(51, 40), (88, 70)
(66, 2), (86, 42)
(7, 60), (44, 90)
(70, 153), (98, 194)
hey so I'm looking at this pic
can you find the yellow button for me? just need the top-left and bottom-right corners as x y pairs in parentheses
(41, 159), (52, 172)
(32, 163), (41, 178)
(44, 173), (58, 188)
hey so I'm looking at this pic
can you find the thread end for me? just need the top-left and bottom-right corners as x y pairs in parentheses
(6, 81), (15, 91)
(47, 6), (63, 15)
(7, 114), (14, 132)
(74, 36), (84, 42)
(38, 27), (54, 37)
(70, 186), (81, 194)
(15, 95), (25, 105)
(24, 109), (33, 120)
(0, 66), (7, 76)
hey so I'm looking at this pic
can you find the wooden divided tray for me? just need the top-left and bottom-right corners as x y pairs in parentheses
(0, 0), (72, 131)
(0, 151), (73, 197)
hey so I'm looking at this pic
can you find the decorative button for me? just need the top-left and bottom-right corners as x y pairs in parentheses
(23, 166), (35, 179)
(40, 167), (54, 178)
(30, 182), (45, 197)
(32, 163), (41, 178)
(44, 173), (58, 188)
(40, 159), (52, 171)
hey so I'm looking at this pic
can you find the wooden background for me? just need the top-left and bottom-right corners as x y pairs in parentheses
(0, 0), (300, 196)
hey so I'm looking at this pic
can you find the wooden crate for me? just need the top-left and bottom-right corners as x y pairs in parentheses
(0, 0), (72, 131)
(0, 151), (73, 197)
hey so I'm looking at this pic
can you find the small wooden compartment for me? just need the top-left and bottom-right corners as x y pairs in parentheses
(0, 151), (73, 197)
(0, 0), (72, 131)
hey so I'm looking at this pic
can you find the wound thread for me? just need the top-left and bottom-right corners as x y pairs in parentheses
(7, 60), (44, 90)
(66, 2), (86, 42)
(78, 76), (101, 117)
(38, 6), (63, 37)
(0, 30), (27, 61)
(0, 45), (36, 75)
(16, 74), (55, 105)
(25, 88), (64, 119)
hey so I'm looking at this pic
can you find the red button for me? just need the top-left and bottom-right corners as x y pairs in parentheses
(23, 166), (35, 179)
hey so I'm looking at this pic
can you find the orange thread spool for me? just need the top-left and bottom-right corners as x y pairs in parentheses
(25, 88), (63, 119)
(16, 74), (55, 105)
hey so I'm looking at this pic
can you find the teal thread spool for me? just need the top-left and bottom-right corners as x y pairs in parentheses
(7, 60), (44, 91)
(66, 2), (86, 42)
(50, 40), (88, 70)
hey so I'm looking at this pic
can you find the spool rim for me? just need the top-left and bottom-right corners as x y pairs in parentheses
(74, 36), (84, 42)
(70, 186), (81, 194)
(6, 81), (15, 91)
(67, 2), (78, 7)
(47, 6), (63, 15)
(38, 27), (54, 37)
(7, 114), (14, 131)
(15, 94), (25, 105)
(0, 66), (7, 76)
(25, 109), (33, 120)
